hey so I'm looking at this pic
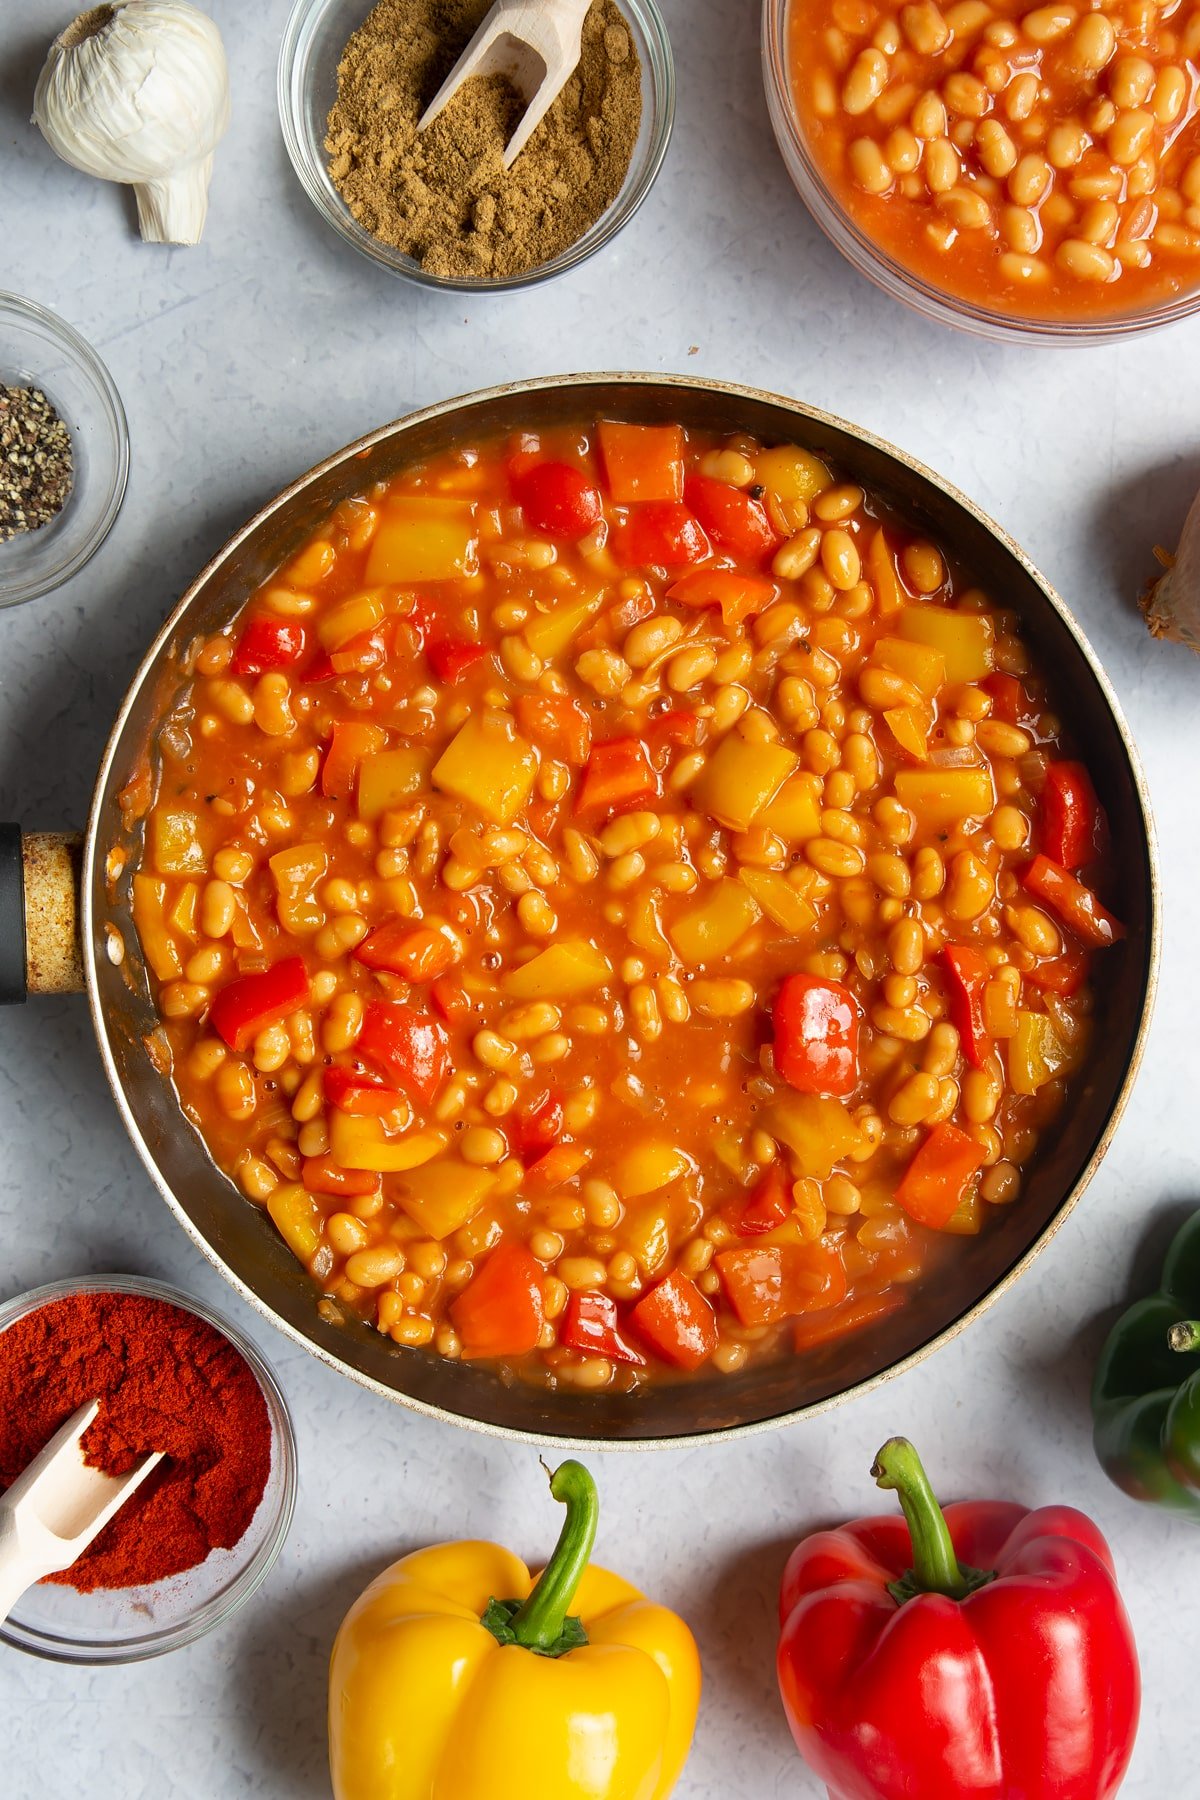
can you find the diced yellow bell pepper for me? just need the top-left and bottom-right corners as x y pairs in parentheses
(897, 604), (994, 685)
(270, 841), (328, 936)
(318, 589), (387, 652)
(884, 706), (931, 760)
(739, 869), (818, 937)
(1007, 1010), (1068, 1096)
(614, 1140), (692, 1199)
(268, 1183), (323, 1263)
(357, 748), (431, 821)
(617, 1200), (673, 1277)
(767, 1094), (864, 1179)
(867, 527), (905, 614)
(396, 1161), (496, 1239)
(873, 636), (947, 697)
(330, 1109), (447, 1173)
(365, 498), (477, 584)
(691, 732), (798, 833)
(132, 874), (182, 981)
(754, 445), (832, 502)
(894, 767), (996, 833)
(169, 880), (200, 938)
(669, 880), (761, 965)
(523, 588), (606, 659)
(502, 940), (613, 1000)
(433, 712), (537, 824)
(758, 772), (823, 842)
(984, 976), (1019, 1039)
(151, 810), (206, 876)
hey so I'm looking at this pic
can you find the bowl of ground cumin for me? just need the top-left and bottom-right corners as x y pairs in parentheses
(279, 0), (674, 288)
(0, 294), (129, 609)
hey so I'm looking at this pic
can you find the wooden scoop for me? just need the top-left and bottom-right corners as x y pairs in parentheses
(418, 0), (594, 169)
(0, 1400), (164, 1621)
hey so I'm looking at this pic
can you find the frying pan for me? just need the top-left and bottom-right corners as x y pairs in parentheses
(0, 373), (1160, 1445)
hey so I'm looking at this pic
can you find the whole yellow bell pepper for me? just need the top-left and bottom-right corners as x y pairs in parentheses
(329, 1460), (701, 1800)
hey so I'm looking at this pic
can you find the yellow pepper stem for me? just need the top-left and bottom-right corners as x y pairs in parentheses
(482, 1460), (599, 1657)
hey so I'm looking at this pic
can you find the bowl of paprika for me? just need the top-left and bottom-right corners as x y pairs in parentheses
(0, 1274), (297, 1663)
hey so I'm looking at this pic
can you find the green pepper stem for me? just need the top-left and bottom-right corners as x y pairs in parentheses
(1169, 1321), (1200, 1353)
(508, 1460), (598, 1651)
(872, 1437), (973, 1601)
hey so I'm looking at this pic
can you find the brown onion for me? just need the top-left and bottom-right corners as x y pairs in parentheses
(1141, 486), (1200, 654)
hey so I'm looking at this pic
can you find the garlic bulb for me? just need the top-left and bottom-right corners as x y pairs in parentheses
(33, 1), (230, 246)
(1141, 485), (1200, 655)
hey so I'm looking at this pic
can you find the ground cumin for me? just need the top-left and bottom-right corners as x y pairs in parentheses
(325, 0), (643, 279)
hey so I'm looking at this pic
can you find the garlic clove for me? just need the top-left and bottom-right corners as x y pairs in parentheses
(1141, 485), (1200, 655)
(33, 0), (230, 247)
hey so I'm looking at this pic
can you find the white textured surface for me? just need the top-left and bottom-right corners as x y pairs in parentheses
(2, 1), (1200, 1794)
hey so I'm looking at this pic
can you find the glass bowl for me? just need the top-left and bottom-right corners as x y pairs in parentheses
(278, 0), (675, 292)
(761, 0), (1200, 346)
(0, 1275), (297, 1664)
(0, 294), (129, 607)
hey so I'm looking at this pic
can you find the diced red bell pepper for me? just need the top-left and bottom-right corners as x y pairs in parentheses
(450, 1241), (547, 1360)
(716, 1241), (847, 1327)
(597, 421), (685, 503)
(430, 976), (472, 1021)
(575, 736), (657, 818)
(1023, 855), (1125, 948)
(791, 1291), (904, 1353)
(427, 638), (489, 684)
(983, 671), (1032, 725)
(941, 945), (992, 1070)
(515, 694), (592, 766)
(631, 1268), (718, 1371)
(513, 1089), (565, 1163)
(356, 1002), (449, 1107)
(209, 956), (311, 1053)
(323, 1066), (405, 1117)
(354, 921), (458, 982)
(514, 462), (603, 538)
(896, 1121), (986, 1229)
(684, 473), (778, 559)
(231, 617), (308, 676)
(644, 709), (700, 771)
(300, 1155), (380, 1197)
(330, 626), (389, 675)
(727, 1163), (793, 1237)
(561, 1291), (646, 1366)
(1042, 761), (1102, 870)
(617, 503), (709, 571)
(773, 973), (860, 1097)
(522, 1144), (589, 1193)
(321, 721), (387, 800)
(1023, 945), (1091, 996)
(667, 567), (777, 626)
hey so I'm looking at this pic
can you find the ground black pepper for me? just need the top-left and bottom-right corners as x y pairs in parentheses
(0, 385), (74, 542)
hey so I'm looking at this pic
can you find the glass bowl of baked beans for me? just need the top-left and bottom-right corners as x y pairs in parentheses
(763, 0), (1200, 341)
(115, 394), (1152, 1421)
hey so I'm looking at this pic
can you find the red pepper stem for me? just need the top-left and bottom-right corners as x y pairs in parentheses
(1169, 1321), (1200, 1353)
(508, 1460), (598, 1651)
(872, 1437), (973, 1601)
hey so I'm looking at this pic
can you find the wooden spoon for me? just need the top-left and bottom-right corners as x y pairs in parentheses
(418, 0), (594, 170)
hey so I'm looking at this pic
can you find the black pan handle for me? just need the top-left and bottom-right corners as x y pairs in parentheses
(0, 828), (84, 1003)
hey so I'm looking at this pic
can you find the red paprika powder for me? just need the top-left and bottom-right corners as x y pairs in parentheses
(0, 1290), (272, 1592)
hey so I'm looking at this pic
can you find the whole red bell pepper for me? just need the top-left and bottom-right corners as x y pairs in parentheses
(777, 1437), (1140, 1800)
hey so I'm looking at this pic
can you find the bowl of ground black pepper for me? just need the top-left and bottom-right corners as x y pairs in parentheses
(0, 294), (129, 610)
(0, 1274), (296, 1662)
(279, 0), (674, 289)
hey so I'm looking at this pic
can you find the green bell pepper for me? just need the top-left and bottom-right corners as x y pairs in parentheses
(1092, 1209), (1200, 1518)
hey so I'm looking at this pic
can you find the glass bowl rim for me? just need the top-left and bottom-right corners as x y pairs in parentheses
(0, 290), (130, 607)
(277, 0), (676, 293)
(759, 0), (1200, 346)
(0, 1271), (298, 1665)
